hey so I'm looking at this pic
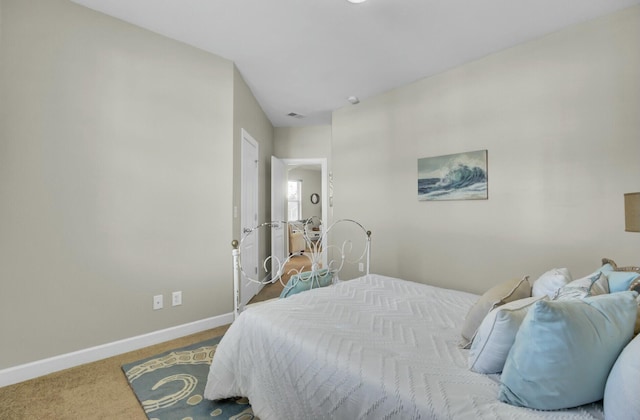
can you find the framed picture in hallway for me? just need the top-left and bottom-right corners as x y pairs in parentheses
(418, 150), (488, 201)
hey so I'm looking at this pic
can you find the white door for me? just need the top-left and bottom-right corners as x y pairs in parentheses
(241, 129), (260, 306)
(271, 156), (287, 276)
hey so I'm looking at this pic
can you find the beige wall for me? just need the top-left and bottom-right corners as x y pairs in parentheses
(274, 125), (332, 222)
(0, 0), (237, 369)
(274, 126), (332, 159)
(331, 7), (640, 294)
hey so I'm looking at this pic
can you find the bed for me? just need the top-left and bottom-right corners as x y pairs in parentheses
(205, 220), (639, 419)
(230, 217), (371, 320)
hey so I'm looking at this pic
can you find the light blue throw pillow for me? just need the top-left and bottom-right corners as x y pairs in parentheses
(280, 269), (333, 298)
(605, 271), (639, 293)
(598, 263), (640, 293)
(499, 291), (637, 410)
(604, 333), (640, 420)
(599, 263), (615, 272)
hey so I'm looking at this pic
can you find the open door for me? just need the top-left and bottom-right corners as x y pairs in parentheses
(240, 130), (260, 306)
(271, 156), (287, 275)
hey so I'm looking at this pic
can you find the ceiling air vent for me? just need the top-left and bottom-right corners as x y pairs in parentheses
(287, 112), (305, 119)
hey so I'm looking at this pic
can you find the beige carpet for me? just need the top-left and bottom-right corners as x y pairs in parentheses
(0, 325), (228, 420)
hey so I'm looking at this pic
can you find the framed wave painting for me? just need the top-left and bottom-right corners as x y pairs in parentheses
(418, 150), (488, 201)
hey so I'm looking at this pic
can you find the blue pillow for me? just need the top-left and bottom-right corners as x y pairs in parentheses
(598, 264), (640, 293)
(604, 333), (640, 420)
(499, 291), (637, 410)
(280, 269), (333, 298)
(599, 263), (615, 272)
(605, 271), (639, 293)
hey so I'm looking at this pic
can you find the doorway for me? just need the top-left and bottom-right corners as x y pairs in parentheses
(271, 157), (328, 268)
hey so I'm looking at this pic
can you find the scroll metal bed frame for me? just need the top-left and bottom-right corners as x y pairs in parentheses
(231, 218), (371, 319)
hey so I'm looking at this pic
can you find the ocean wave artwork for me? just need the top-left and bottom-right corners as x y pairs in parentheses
(418, 150), (488, 201)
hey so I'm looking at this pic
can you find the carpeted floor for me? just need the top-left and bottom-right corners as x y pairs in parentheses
(0, 326), (228, 420)
(122, 336), (255, 419)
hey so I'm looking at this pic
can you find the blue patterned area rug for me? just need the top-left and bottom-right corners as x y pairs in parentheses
(122, 337), (257, 420)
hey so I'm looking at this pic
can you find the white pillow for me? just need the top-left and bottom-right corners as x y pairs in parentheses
(554, 272), (609, 300)
(604, 331), (640, 419)
(469, 296), (546, 374)
(460, 276), (531, 348)
(532, 268), (572, 298)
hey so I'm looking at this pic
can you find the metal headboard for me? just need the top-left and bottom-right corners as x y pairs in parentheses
(232, 218), (372, 320)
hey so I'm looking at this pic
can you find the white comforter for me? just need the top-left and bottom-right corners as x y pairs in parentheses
(204, 274), (604, 419)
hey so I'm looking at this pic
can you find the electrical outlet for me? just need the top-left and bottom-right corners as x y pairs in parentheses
(153, 294), (163, 310)
(358, 262), (364, 272)
(172, 291), (182, 306)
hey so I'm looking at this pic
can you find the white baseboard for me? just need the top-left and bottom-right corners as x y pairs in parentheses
(0, 312), (234, 388)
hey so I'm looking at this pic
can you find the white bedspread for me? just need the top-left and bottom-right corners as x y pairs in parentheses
(204, 274), (604, 419)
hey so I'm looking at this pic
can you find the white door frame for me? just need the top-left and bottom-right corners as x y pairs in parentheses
(240, 129), (260, 305)
(282, 158), (328, 268)
(271, 156), (287, 274)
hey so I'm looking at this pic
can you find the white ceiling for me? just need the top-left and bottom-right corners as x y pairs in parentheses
(71, 0), (639, 127)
